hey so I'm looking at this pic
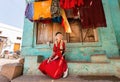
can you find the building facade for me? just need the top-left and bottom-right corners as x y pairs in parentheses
(22, 0), (120, 77)
(0, 23), (23, 54)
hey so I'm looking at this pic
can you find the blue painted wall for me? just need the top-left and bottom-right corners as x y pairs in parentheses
(21, 0), (120, 62)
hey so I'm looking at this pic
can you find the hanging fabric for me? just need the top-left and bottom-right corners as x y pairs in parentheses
(61, 9), (72, 33)
(73, 8), (79, 17)
(52, 16), (62, 23)
(60, 0), (84, 9)
(77, 0), (84, 7)
(38, 19), (52, 23)
(25, 0), (52, 21)
(25, 3), (34, 21)
(65, 8), (80, 19)
(79, 0), (107, 28)
(51, 0), (61, 18)
(65, 9), (74, 18)
(33, 0), (52, 20)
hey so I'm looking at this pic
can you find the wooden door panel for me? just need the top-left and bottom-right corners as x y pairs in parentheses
(37, 23), (53, 44)
(69, 21), (81, 42)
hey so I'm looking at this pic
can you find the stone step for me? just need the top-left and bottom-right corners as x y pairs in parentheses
(68, 62), (112, 76)
(28, 61), (111, 76)
(11, 75), (120, 82)
(11, 75), (80, 82)
(90, 54), (109, 63)
(23, 57), (120, 78)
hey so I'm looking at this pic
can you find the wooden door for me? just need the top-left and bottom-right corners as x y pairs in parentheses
(37, 23), (53, 44)
(69, 21), (81, 43)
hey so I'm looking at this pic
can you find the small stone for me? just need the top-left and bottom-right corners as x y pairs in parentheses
(0, 75), (10, 82)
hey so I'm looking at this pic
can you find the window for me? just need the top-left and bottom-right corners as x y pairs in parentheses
(0, 31), (2, 34)
(0, 36), (7, 42)
(0, 36), (7, 53)
(36, 19), (98, 44)
(17, 37), (22, 40)
(67, 20), (98, 43)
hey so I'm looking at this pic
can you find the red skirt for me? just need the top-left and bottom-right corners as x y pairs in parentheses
(38, 56), (67, 79)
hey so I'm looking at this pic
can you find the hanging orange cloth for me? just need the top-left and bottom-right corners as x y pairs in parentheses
(33, 0), (52, 20)
(61, 9), (72, 33)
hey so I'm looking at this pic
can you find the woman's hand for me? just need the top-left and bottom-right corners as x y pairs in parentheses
(47, 57), (52, 63)
(51, 56), (59, 61)
(47, 56), (59, 63)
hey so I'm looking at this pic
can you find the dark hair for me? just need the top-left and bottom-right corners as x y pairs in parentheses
(55, 32), (62, 36)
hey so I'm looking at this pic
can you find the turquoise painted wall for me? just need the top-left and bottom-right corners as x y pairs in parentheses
(21, 0), (120, 62)
(108, 0), (120, 54)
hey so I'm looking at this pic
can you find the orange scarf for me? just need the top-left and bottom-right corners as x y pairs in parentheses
(33, 0), (52, 20)
(61, 8), (72, 33)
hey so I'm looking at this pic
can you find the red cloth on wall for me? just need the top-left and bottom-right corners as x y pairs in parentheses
(60, 0), (84, 9)
(38, 41), (67, 79)
(79, 0), (107, 28)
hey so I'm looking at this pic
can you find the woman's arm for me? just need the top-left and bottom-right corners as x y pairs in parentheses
(47, 52), (55, 63)
(47, 55), (59, 63)
(51, 55), (59, 61)
(47, 43), (56, 63)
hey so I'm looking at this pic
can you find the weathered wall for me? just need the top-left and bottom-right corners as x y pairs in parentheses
(108, 0), (120, 54)
(22, 0), (119, 61)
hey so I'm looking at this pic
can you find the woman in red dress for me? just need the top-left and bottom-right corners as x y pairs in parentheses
(38, 32), (68, 79)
